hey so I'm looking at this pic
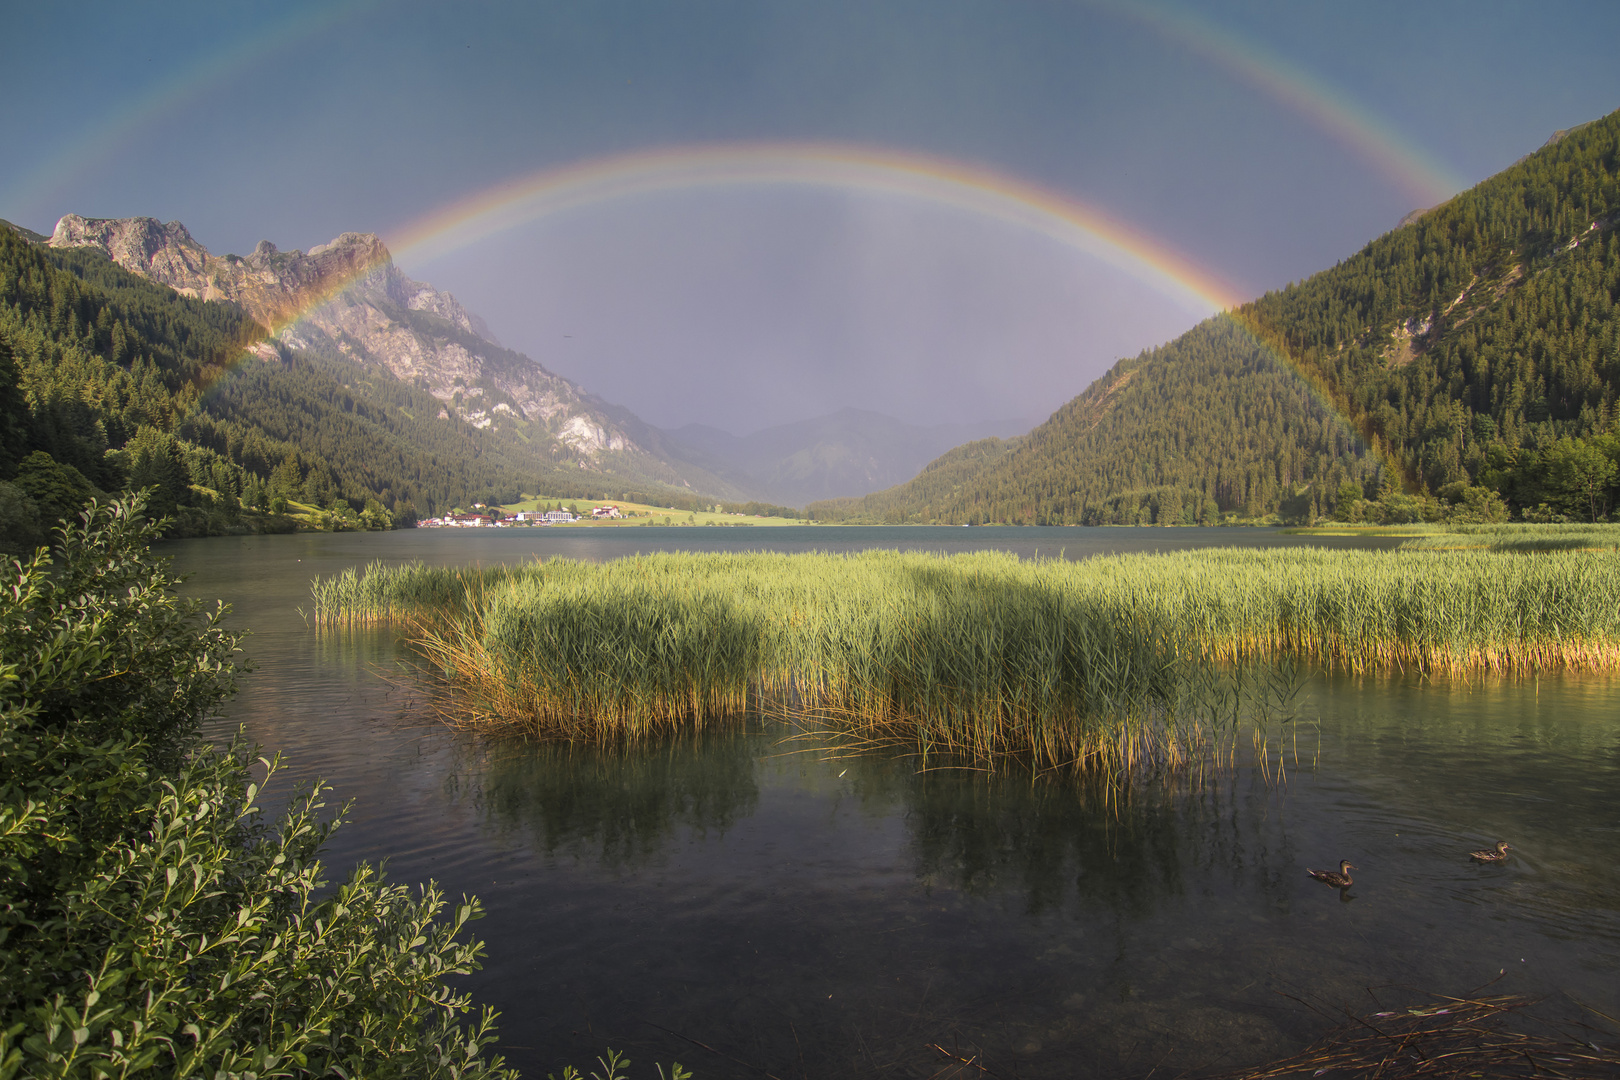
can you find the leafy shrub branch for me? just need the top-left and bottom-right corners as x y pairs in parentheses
(0, 499), (514, 1079)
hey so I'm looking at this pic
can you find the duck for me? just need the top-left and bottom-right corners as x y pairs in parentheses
(1306, 860), (1355, 887)
(1470, 841), (1511, 862)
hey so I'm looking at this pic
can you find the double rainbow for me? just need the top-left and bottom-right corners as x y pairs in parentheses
(5, 1), (1462, 229)
(1099, 0), (1464, 208)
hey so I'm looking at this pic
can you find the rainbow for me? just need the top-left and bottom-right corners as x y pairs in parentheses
(1099, 0), (1464, 208)
(205, 141), (1238, 378)
(214, 141), (1388, 487)
(6, 1), (1464, 230)
(385, 142), (1242, 317)
(0, 0), (385, 218)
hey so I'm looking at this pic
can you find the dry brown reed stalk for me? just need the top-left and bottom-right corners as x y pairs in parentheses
(1209, 991), (1620, 1080)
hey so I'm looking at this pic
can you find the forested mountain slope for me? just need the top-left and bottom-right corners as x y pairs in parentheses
(0, 226), (745, 549)
(44, 215), (741, 499)
(812, 109), (1620, 525)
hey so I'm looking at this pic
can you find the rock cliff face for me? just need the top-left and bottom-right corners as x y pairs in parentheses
(46, 214), (700, 477)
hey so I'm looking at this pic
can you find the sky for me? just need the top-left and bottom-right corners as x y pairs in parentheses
(3, 1), (1618, 433)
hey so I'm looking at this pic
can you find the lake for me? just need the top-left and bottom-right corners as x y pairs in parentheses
(170, 526), (1620, 1079)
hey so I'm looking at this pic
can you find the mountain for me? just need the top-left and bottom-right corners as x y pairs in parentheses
(42, 215), (741, 499)
(0, 219), (49, 244)
(663, 408), (1034, 507)
(811, 109), (1620, 525)
(2, 219), (778, 549)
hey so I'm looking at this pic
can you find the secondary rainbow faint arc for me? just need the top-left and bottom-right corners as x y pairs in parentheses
(382, 143), (1245, 318)
(1097, 0), (1465, 208)
(1, 0), (389, 217)
(7, 1), (1463, 228)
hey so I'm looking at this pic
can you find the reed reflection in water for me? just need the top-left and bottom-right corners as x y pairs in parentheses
(431, 725), (1341, 1076)
(455, 730), (762, 867)
(413, 698), (1620, 1080)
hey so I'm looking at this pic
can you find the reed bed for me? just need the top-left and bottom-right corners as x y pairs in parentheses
(1400, 522), (1620, 552)
(309, 559), (519, 625)
(1109, 547), (1620, 671)
(311, 547), (1620, 769)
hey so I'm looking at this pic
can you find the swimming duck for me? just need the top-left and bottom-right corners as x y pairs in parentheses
(1470, 841), (1511, 862)
(1307, 860), (1355, 887)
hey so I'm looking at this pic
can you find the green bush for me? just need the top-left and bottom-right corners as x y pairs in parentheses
(0, 500), (513, 1079)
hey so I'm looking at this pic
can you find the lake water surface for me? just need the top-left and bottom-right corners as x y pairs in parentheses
(169, 526), (1620, 1079)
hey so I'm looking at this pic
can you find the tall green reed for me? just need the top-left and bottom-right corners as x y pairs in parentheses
(312, 547), (1620, 771)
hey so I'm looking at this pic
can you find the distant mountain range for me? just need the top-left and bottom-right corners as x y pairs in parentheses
(665, 408), (1034, 507)
(40, 218), (1046, 508)
(811, 109), (1620, 524)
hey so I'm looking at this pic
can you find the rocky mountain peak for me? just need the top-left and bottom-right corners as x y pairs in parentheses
(302, 231), (392, 279)
(1540, 120), (1594, 150)
(42, 213), (718, 487)
(51, 214), (210, 282)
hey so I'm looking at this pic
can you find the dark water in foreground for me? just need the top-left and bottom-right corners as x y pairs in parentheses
(171, 526), (1620, 1079)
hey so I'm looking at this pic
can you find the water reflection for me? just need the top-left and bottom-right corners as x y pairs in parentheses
(445, 727), (1325, 1077)
(457, 729), (762, 865)
(899, 770), (1290, 916)
(459, 718), (1309, 925)
(1308, 672), (1620, 940)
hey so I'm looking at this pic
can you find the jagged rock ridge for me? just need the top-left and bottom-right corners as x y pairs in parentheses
(46, 214), (727, 488)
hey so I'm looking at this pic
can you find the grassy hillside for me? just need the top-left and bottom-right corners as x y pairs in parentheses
(809, 435), (1021, 523)
(813, 109), (1620, 525)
